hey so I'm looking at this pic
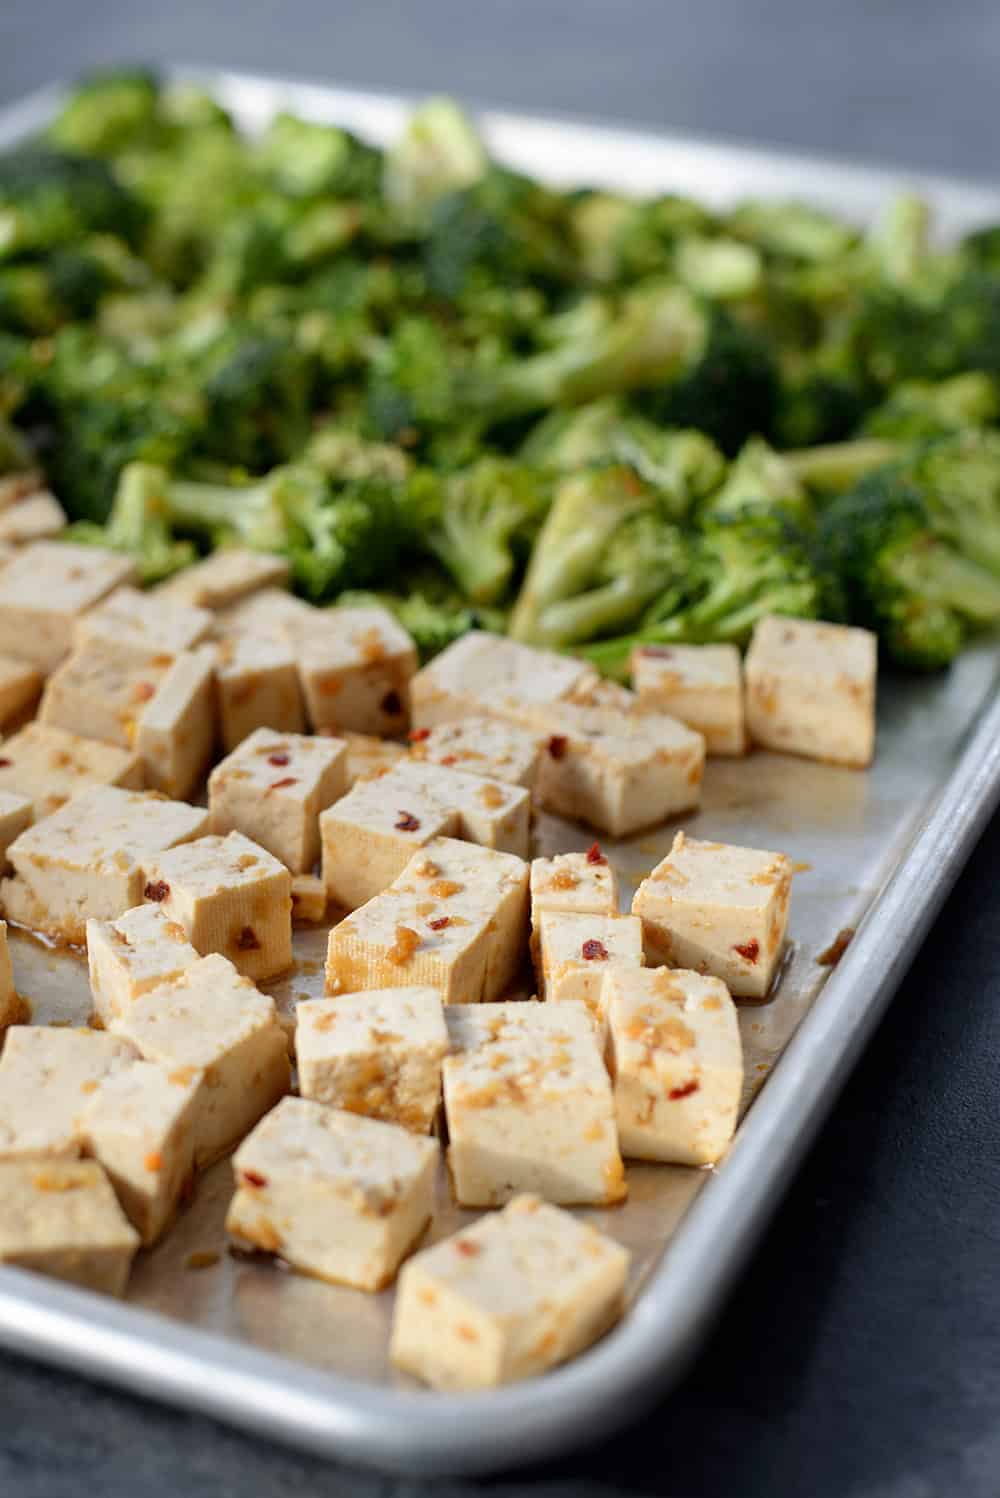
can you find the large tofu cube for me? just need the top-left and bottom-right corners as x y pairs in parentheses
(296, 606), (417, 736)
(605, 966), (742, 1165)
(408, 715), (543, 788)
(319, 770), (459, 911)
(538, 911), (644, 1021)
(0, 654), (42, 726)
(214, 586), (313, 640)
(0, 921), (18, 1032)
(86, 903), (201, 1028)
(208, 727), (348, 873)
(117, 954), (290, 1166)
(391, 1194), (629, 1390)
(213, 632), (305, 752)
(0, 791), (32, 871)
(133, 647), (217, 799)
(443, 1002), (625, 1207)
(0, 1159), (139, 1296)
(155, 549), (289, 609)
(410, 630), (592, 728)
(744, 615), (877, 768)
(0, 722), (143, 820)
(75, 585), (213, 658)
(226, 1096), (437, 1289)
(290, 874), (326, 924)
(1, 787), (209, 944)
(632, 643), (746, 757)
(296, 989), (448, 1134)
(80, 1060), (201, 1244)
(396, 762), (531, 859)
(0, 1026), (137, 1161)
(340, 730), (406, 787)
(0, 541), (135, 670)
(0, 490), (66, 544)
(632, 831), (793, 999)
(145, 832), (293, 982)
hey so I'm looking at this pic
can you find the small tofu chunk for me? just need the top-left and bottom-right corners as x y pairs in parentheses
(744, 615), (877, 768)
(2, 786), (208, 944)
(530, 848), (620, 926)
(86, 903), (200, 1028)
(296, 606), (417, 736)
(0, 490), (66, 544)
(340, 730), (406, 787)
(0, 1159), (139, 1296)
(213, 632), (305, 752)
(408, 715), (543, 788)
(296, 989), (447, 1133)
(117, 954), (290, 1166)
(133, 646), (216, 799)
(320, 770), (459, 911)
(212, 586), (313, 643)
(0, 791), (32, 872)
(80, 1060), (201, 1244)
(226, 1096), (437, 1289)
(145, 832), (293, 982)
(155, 549), (289, 609)
(632, 643), (746, 757)
(395, 761), (531, 858)
(632, 830), (793, 999)
(411, 630), (593, 728)
(0, 541), (135, 670)
(326, 837), (529, 1005)
(209, 727), (348, 873)
(0, 920), (17, 1032)
(605, 966), (742, 1165)
(538, 911), (643, 1021)
(0, 1027), (137, 1161)
(0, 653), (42, 727)
(0, 722), (143, 820)
(290, 874), (326, 924)
(391, 1194), (629, 1390)
(443, 1002), (625, 1207)
(75, 585), (213, 658)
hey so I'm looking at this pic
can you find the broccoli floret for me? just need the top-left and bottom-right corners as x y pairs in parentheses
(383, 98), (487, 223)
(783, 438), (900, 494)
(193, 329), (315, 471)
(857, 271), (1000, 387)
(365, 315), (458, 444)
(704, 437), (813, 527)
(867, 194), (931, 288)
(258, 113), (381, 200)
(48, 69), (162, 157)
(0, 147), (147, 258)
(571, 192), (714, 284)
(304, 425), (413, 483)
(886, 432), (1000, 577)
(861, 372), (999, 441)
(673, 235), (763, 301)
(726, 199), (858, 263)
(68, 460), (195, 581)
(423, 457), (549, 604)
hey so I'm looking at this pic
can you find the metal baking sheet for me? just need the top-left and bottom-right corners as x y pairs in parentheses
(2, 70), (1000, 1478)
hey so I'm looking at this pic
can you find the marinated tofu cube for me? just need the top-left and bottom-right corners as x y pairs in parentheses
(86, 903), (200, 1028)
(208, 727), (348, 874)
(290, 874), (327, 924)
(567, 674), (639, 711)
(408, 715), (543, 788)
(0, 654), (42, 726)
(155, 549), (289, 609)
(0, 1026), (137, 1161)
(0, 921), (17, 1032)
(40, 638), (171, 748)
(213, 586), (314, 640)
(226, 1096), (437, 1289)
(0, 541), (135, 670)
(391, 1194), (629, 1390)
(320, 770), (459, 911)
(340, 729), (406, 787)
(395, 761), (532, 859)
(0, 491), (66, 544)
(538, 911), (644, 1022)
(75, 585), (213, 659)
(117, 954), (290, 1166)
(0, 791), (32, 872)
(296, 989), (448, 1134)
(0, 722), (143, 820)
(632, 830), (793, 999)
(0, 1159), (139, 1296)
(133, 646), (216, 799)
(80, 1060), (201, 1244)
(296, 606), (417, 736)
(530, 848), (620, 926)
(145, 832), (293, 983)
(410, 630), (593, 728)
(443, 1002), (625, 1207)
(605, 966), (742, 1165)
(632, 643), (746, 757)
(213, 632), (305, 752)
(744, 615), (877, 768)
(1, 786), (208, 944)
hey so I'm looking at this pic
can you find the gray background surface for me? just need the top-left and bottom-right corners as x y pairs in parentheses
(1, 4), (998, 1495)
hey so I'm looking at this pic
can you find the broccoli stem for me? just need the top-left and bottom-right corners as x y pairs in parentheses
(892, 544), (1000, 623)
(785, 438), (899, 493)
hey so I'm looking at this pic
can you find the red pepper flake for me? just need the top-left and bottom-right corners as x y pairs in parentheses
(408, 728), (430, 742)
(585, 842), (606, 865)
(734, 939), (760, 963)
(0, 757), (12, 768)
(380, 689), (403, 716)
(454, 1238), (481, 1257)
(428, 916), (450, 931)
(132, 680), (156, 703)
(547, 734), (568, 760)
(267, 752), (291, 767)
(236, 926), (261, 951)
(439, 754), (457, 766)
(241, 1170), (267, 1188)
(581, 939), (609, 961)
(268, 776), (298, 790)
(669, 1079), (700, 1101)
(144, 880), (170, 902)
(395, 810), (421, 832)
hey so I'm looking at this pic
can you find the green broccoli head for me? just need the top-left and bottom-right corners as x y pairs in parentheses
(0, 147), (147, 259)
(383, 98), (487, 224)
(703, 436), (814, 527)
(424, 456), (550, 604)
(861, 372), (999, 441)
(257, 113), (381, 200)
(67, 459), (195, 581)
(195, 329), (316, 471)
(48, 69), (162, 157)
(856, 271), (1000, 387)
(884, 431), (1000, 577)
(571, 191), (714, 284)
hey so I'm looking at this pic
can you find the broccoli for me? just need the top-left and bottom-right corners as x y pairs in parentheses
(382, 98), (487, 223)
(304, 425), (413, 483)
(257, 113), (381, 200)
(856, 271), (1000, 388)
(0, 147), (147, 259)
(861, 372), (999, 441)
(338, 580), (506, 662)
(726, 199), (858, 264)
(703, 437), (814, 528)
(782, 437), (900, 494)
(570, 191), (714, 284)
(422, 457), (549, 604)
(884, 432), (1000, 578)
(67, 460), (196, 581)
(48, 69), (162, 157)
(867, 193), (931, 288)
(192, 329), (316, 472)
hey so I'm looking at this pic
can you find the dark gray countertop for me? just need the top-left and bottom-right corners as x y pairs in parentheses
(1, 4), (999, 1495)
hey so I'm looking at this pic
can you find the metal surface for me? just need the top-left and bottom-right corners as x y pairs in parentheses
(1, 71), (1000, 1478)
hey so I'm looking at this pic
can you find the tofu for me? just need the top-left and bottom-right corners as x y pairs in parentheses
(213, 632), (305, 753)
(0, 722), (143, 820)
(296, 606), (418, 736)
(0, 653), (42, 727)
(744, 615), (878, 768)
(155, 548), (289, 609)
(632, 830), (793, 999)
(145, 832), (293, 983)
(80, 1060), (201, 1244)
(605, 966), (742, 1165)
(213, 586), (313, 641)
(0, 490), (66, 544)
(394, 761), (531, 859)
(0, 791), (32, 872)
(340, 730), (406, 787)
(86, 903), (200, 1028)
(75, 585), (213, 658)
(296, 989), (448, 1134)
(530, 849), (620, 926)
(0, 921), (17, 1032)
(0, 1159), (139, 1296)
(442, 1002), (625, 1207)
(326, 837), (529, 1005)
(226, 1096), (438, 1289)
(319, 770), (459, 911)
(133, 646), (216, 799)
(538, 911), (644, 1022)
(0, 1026), (137, 1161)
(117, 953), (290, 1166)
(631, 643), (746, 757)
(408, 715), (543, 788)
(290, 873), (326, 924)
(208, 727), (348, 873)
(0, 541), (136, 670)
(391, 1194), (629, 1390)
(2, 786), (208, 944)
(410, 630), (593, 728)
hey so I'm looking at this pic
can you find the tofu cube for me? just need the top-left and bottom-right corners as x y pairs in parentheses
(443, 1002), (625, 1207)
(530, 849), (620, 925)
(290, 874), (327, 924)
(213, 632), (305, 752)
(0, 920), (18, 1032)
(340, 730), (406, 787)
(408, 715), (543, 788)
(226, 1096), (438, 1289)
(117, 954), (290, 1166)
(632, 643), (746, 757)
(0, 791), (32, 871)
(0, 1026), (138, 1161)
(134, 647), (217, 799)
(397, 762), (531, 859)
(391, 1194), (629, 1390)
(208, 727), (348, 873)
(145, 832), (293, 983)
(155, 549), (289, 609)
(538, 911), (644, 1021)
(0, 653), (42, 727)
(744, 615), (878, 768)
(295, 606), (418, 736)
(0, 722), (143, 821)
(0, 1159), (139, 1296)
(632, 830), (793, 999)
(605, 966), (742, 1165)
(0, 490), (66, 544)
(80, 1060), (201, 1244)
(86, 903), (201, 1028)
(296, 989), (448, 1133)
(1, 786), (209, 944)
(0, 541), (135, 670)
(320, 770), (459, 911)
(74, 585), (213, 659)
(410, 630), (593, 728)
